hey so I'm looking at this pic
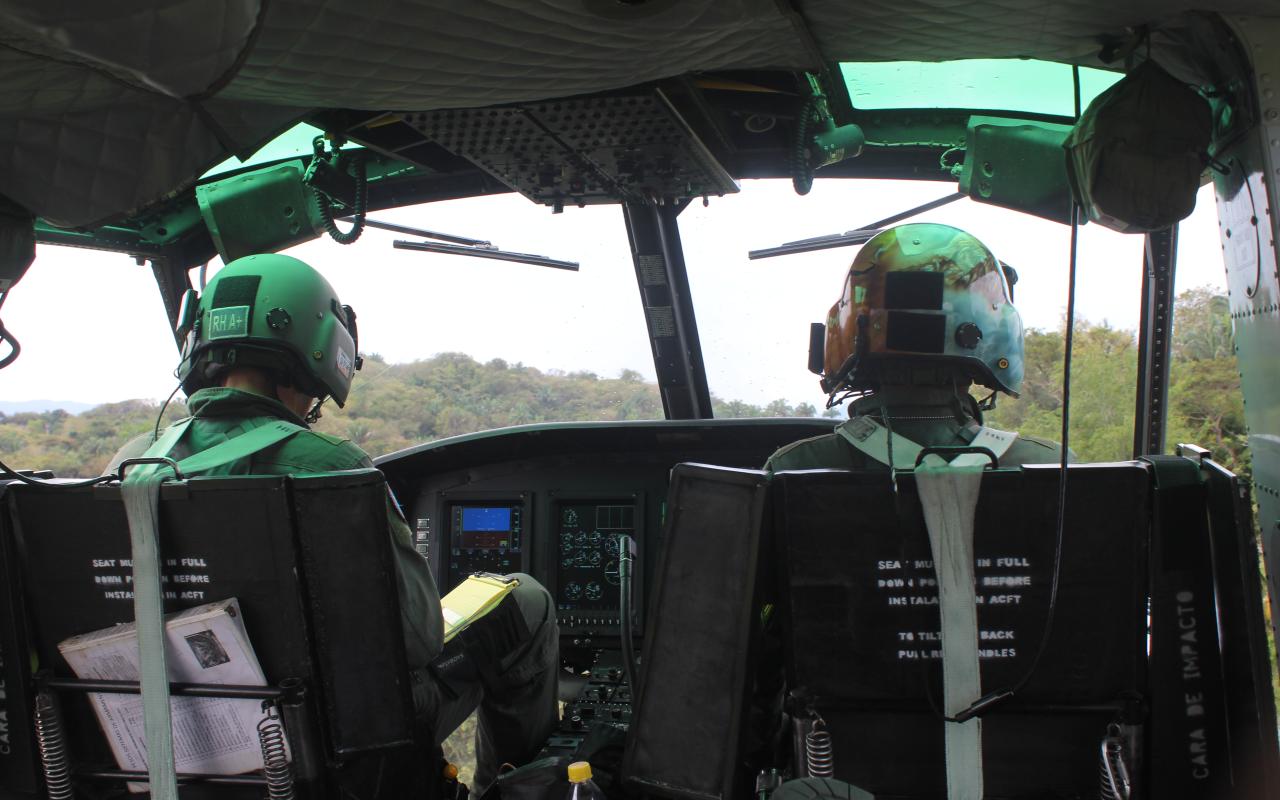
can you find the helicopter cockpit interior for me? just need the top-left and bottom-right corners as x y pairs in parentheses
(3, 3), (1280, 800)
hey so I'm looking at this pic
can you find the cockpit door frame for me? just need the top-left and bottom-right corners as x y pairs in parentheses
(1133, 226), (1178, 458)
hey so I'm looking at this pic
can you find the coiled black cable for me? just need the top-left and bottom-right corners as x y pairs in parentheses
(791, 94), (820, 196)
(312, 151), (367, 245)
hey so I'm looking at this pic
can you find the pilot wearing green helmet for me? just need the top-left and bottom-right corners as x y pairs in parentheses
(110, 253), (558, 788)
(766, 223), (1065, 472)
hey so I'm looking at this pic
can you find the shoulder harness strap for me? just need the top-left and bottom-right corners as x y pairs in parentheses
(119, 418), (307, 797)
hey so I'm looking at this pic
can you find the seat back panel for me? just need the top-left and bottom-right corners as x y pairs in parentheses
(775, 464), (1150, 797)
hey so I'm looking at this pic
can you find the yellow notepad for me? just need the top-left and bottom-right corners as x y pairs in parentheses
(441, 573), (520, 642)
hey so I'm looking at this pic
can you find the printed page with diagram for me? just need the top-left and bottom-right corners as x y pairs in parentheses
(58, 598), (271, 785)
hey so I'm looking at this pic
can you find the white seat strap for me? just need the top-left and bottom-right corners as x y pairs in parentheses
(916, 462), (986, 800)
(837, 415), (1017, 469)
(118, 418), (303, 797)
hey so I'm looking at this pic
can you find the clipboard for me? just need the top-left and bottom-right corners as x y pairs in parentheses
(441, 573), (520, 643)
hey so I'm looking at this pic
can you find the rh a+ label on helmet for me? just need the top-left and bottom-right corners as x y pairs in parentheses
(336, 349), (353, 379)
(208, 305), (250, 339)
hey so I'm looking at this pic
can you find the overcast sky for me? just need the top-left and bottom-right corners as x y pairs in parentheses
(2, 180), (1226, 409)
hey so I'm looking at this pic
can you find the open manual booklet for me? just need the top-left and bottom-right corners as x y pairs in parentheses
(58, 577), (519, 789)
(58, 598), (271, 788)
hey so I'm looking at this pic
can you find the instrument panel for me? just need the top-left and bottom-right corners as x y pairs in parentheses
(555, 500), (641, 628)
(378, 418), (835, 641)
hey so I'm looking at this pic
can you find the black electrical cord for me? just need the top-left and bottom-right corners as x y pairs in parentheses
(0, 317), (19, 370)
(943, 64), (1087, 725)
(0, 290), (17, 370)
(152, 383), (184, 446)
(1003, 202), (1075, 696)
(618, 534), (641, 703)
(948, 202), (1081, 725)
(0, 458), (113, 488)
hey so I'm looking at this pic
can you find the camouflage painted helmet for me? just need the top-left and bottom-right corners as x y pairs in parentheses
(178, 254), (362, 405)
(819, 223), (1023, 396)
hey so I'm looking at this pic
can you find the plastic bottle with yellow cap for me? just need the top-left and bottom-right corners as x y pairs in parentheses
(566, 761), (606, 800)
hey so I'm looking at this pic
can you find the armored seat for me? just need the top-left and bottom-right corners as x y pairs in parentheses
(625, 456), (1279, 799)
(0, 470), (437, 800)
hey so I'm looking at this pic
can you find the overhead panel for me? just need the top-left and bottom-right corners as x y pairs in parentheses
(400, 91), (737, 207)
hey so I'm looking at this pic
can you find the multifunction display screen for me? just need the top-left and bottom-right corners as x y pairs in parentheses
(557, 502), (636, 612)
(446, 503), (522, 590)
(457, 506), (515, 548)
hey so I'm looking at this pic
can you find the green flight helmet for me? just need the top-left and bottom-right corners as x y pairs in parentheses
(177, 253), (362, 406)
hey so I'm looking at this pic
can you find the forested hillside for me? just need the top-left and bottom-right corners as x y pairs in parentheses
(0, 288), (1246, 480)
(983, 286), (1247, 480)
(1, 357), (820, 477)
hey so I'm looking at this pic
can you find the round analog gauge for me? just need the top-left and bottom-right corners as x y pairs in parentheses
(575, 532), (589, 548)
(588, 549), (602, 566)
(589, 530), (602, 546)
(564, 582), (582, 600)
(561, 533), (575, 550)
(604, 560), (620, 585)
(585, 582), (603, 601)
(561, 554), (576, 567)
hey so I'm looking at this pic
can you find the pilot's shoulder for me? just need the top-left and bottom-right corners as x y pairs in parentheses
(1007, 433), (1070, 465)
(766, 432), (848, 473)
(103, 431), (157, 476)
(277, 428), (374, 470)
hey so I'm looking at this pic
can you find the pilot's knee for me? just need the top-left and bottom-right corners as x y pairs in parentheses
(504, 572), (556, 635)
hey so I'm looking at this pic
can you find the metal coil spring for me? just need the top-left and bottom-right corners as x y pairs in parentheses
(805, 719), (835, 778)
(258, 704), (295, 800)
(34, 691), (73, 800)
(1099, 725), (1131, 800)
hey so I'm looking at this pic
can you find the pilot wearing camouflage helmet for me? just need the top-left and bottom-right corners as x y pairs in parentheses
(766, 223), (1064, 472)
(110, 254), (559, 788)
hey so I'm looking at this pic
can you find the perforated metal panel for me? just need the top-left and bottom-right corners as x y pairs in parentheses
(402, 91), (737, 205)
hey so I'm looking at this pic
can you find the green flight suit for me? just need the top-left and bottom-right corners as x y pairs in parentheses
(109, 387), (558, 788)
(766, 386), (1065, 473)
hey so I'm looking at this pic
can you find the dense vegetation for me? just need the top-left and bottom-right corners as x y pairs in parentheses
(0, 287), (1246, 480)
(0, 359), (822, 477)
(985, 286), (1247, 480)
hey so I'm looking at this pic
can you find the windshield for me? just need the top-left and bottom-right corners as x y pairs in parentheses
(2, 180), (1230, 471)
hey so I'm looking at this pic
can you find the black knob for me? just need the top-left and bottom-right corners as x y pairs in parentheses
(266, 307), (292, 331)
(954, 322), (983, 349)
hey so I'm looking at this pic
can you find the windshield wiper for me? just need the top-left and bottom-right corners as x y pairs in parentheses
(354, 215), (580, 271)
(393, 239), (579, 271)
(358, 218), (491, 246)
(747, 192), (965, 260)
